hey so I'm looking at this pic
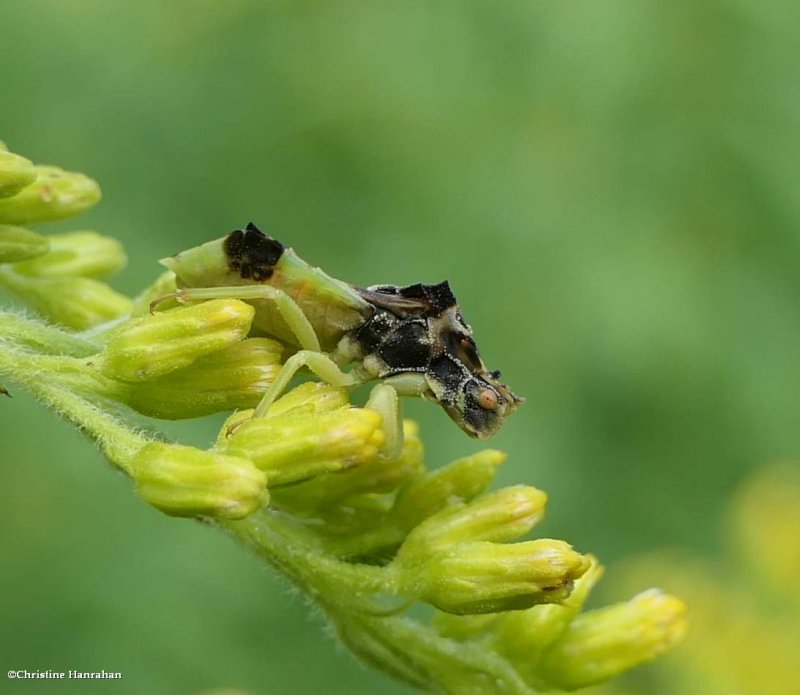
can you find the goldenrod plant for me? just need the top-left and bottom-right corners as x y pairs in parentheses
(589, 461), (800, 695)
(0, 142), (687, 694)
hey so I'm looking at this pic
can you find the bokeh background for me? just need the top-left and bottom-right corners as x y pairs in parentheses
(2, 1), (799, 693)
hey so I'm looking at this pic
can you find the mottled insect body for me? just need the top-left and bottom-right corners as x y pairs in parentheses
(348, 282), (520, 438)
(161, 223), (522, 441)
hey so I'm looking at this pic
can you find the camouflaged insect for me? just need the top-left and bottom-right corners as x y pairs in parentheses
(161, 223), (523, 439)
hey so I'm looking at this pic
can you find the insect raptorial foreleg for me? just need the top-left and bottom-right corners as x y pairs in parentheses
(380, 372), (430, 397)
(365, 383), (403, 460)
(151, 285), (321, 352)
(253, 350), (361, 418)
(365, 373), (429, 459)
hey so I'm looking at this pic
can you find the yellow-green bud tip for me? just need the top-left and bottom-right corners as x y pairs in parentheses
(123, 337), (283, 420)
(392, 448), (505, 530)
(397, 485), (548, 562)
(12, 230), (127, 279)
(0, 224), (49, 263)
(538, 588), (688, 689)
(133, 442), (268, 520)
(0, 165), (101, 224)
(223, 406), (384, 486)
(0, 149), (37, 199)
(265, 381), (350, 418)
(404, 539), (589, 615)
(100, 299), (255, 382)
(0, 274), (132, 330)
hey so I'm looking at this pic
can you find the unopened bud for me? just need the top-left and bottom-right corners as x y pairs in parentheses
(401, 539), (589, 615)
(0, 224), (49, 263)
(431, 613), (499, 642)
(396, 485), (548, 563)
(0, 273), (132, 330)
(223, 407), (384, 486)
(392, 449), (505, 530)
(0, 165), (101, 224)
(99, 300), (254, 381)
(330, 419), (425, 496)
(538, 589), (688, 689)
(124, 338), (283, 419)
(491, 556), (606, 670)
(0, 149), (37, 199)
(133, 442), (268, 520)
(13, 230), (126, 279)
(266, 381), (350, 418)
(216, 382), (353, 448)
(271, 420), (424, 516)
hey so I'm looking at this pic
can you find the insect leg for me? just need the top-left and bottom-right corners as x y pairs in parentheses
(365, 383), (403, 460)
(364, 374), (429, 459)
(380, 372), (430, 397)
(253, 349), (361, 418)
(151, 285), (320, 352)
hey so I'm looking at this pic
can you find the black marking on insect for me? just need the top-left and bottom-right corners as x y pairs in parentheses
(224, 222), (285, 282)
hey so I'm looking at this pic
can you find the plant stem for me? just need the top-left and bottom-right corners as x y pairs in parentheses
(0, 307), (99, 356)
(0, 345), (148, 473)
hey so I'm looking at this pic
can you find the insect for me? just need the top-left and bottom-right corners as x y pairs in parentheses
(157, 223), (522, 455)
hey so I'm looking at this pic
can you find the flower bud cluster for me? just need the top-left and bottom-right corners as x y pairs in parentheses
(435, 556), (687, 690)
(392, 486), (589, 614)
(0, 143), (130, 329)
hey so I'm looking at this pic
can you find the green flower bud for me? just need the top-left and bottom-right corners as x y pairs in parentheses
(223, 407), (384, 486)
(0, 224), (49, 263)
(431, 613), (500, 642)
(12, 230), (127, 279)
(266, 381), (350, 417)
(123, 338), (283, 419)
(396, 485), (548, 564)
(99, 299), (254, 381)
(133, 442), (268, 520)
(0, 149), (37, 199)
(391, 449), (505, 530)
(537, 589), (688, 690)
(217, 383), (353, 448)
(402, 539), (590, 615)
(435, 557), (606, 649)
(0, 272), (132, 330)
(0, 165), (101, 224)
(483, 556), (606, 685)
(328, 419), (426, 496)
(270, 419), (424, 518)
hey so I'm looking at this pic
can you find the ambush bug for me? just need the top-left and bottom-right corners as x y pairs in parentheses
(158, 223), (522, 456)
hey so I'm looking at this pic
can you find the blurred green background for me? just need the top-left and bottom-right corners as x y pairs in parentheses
(1, 1), (799, 693)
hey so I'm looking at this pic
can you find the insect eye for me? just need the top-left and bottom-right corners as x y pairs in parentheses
(477, 388), (499, 410)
